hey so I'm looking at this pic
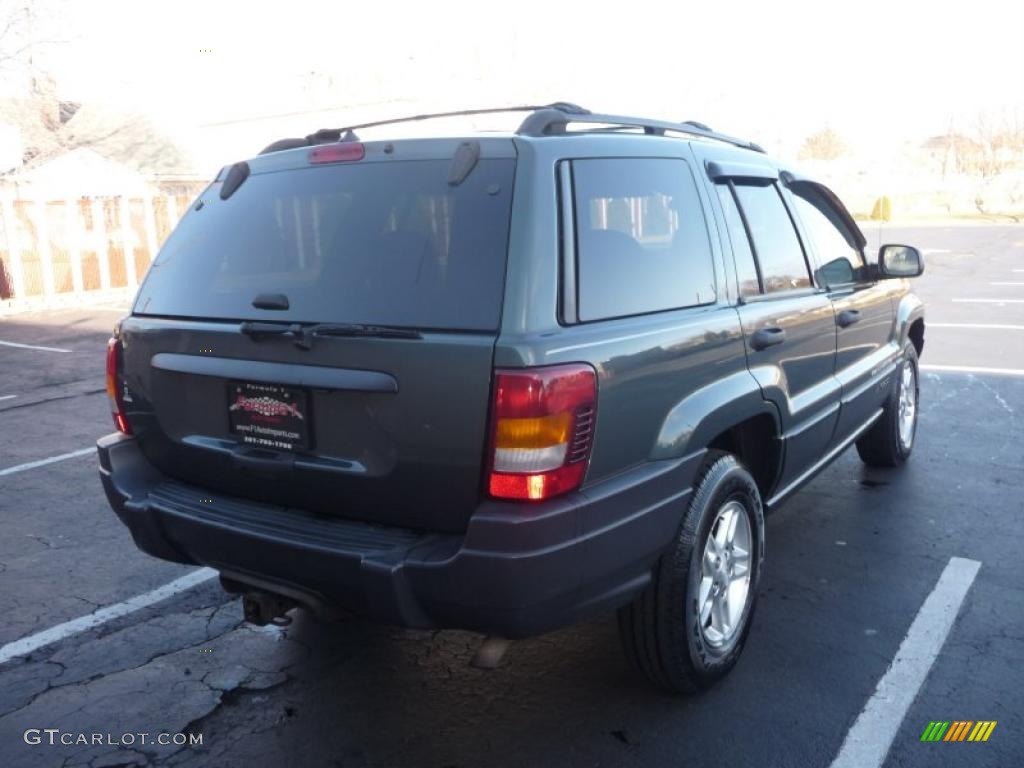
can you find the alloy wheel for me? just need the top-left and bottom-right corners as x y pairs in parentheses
(698, 500), (752, 649)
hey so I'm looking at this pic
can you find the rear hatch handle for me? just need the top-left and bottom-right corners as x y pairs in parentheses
(152, 354), (398, 392)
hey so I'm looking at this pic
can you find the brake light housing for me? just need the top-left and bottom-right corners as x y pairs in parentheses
(308, 142), (365, 164)
(487, 364), (597, 501)
(106, 337), (132, 435)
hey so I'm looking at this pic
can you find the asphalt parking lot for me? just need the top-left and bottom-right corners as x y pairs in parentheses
(0, 224), (1022, 768)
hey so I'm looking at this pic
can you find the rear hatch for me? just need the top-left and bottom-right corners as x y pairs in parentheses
(119, 138), (517, 533)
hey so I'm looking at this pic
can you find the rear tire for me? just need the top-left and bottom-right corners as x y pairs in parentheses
(618, 454), (764, 693)
(856, 342), (919, 468)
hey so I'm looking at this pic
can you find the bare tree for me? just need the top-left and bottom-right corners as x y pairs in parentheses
(1, 1), (189, 173)
(0, 1), (31, 71)
(798, 127), (846, 162)
(948, 110), (1024, 179)
(0, 0), (68, 73)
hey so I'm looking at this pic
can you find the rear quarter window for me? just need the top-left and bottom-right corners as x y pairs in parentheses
(571, 158), (715, 322)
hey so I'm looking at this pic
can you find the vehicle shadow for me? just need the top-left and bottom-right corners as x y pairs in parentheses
(235, 609), (699, 767)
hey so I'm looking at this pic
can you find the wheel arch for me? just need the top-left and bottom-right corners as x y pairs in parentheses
(895, 292), (925, 357)
(651, 370), (782, 499)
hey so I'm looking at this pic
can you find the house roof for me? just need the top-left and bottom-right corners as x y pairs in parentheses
(0, 95), (195, 175)
(57, 103), (194, 173)
(6, 147), (152, 197)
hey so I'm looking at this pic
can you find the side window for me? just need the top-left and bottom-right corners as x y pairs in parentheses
(789, 185), (866, 287)
(573, 158), (715, 321)
(732, 183), (811, 294)
(715, 184), (761, 298)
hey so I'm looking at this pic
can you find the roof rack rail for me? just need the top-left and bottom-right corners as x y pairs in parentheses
(334, 102), (590, 134)
(259, 102), (591, 154)
(516, 108), (765, 153)
(256, 102), (764, 155)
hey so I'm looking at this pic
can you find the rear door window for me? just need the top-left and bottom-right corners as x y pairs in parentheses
(572, 158), (715, 321)
(134, 158), (516, 331)
(731, 183), (812, 294)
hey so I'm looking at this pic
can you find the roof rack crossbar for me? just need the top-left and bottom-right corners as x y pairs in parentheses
(515, 109), (765, 153)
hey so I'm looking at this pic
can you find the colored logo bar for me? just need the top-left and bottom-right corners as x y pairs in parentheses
(920, 721), (997, 742)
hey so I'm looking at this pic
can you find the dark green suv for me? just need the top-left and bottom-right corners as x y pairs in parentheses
(98, 103), (926, 692)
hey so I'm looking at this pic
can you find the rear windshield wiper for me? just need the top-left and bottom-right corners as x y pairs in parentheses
(239, 321), (421, 349)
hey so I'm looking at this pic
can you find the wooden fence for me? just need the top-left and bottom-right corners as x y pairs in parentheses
(0, 189), (205, 309)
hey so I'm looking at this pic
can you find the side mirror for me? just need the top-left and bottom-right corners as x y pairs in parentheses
(878, 244), (924, 278)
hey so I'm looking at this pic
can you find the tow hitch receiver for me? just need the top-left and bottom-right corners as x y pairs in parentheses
(242, 592), (296, 627)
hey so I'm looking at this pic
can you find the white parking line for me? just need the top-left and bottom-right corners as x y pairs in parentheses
(928, 323), (1024, 330)
(829, 557), (981, 768)
(0, 395), (16, 401)
(921, 364), (1024, 377)
(952, 298), (1024, 304)
(0, 568), (219, 665)
(0, 339), (71, 353)
(0, 447), (95, 477)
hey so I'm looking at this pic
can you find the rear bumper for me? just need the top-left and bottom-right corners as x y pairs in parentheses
(98, 433), (702, 638)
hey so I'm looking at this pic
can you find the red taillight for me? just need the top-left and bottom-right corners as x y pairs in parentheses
(308, 143), (365, 164)
(487, 364), (597, 501)
(106, 338), (132, 435)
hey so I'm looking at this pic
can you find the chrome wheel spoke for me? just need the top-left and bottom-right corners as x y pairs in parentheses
(698, 577), (715, 624)
(706, 532), (722, 559)
(714, 511), (731, 551)
(897, 361), (917, 448)
(713, 591), (730, 635)
(724, 507), (739, 547)
(731, 546), (750, 578)
(726, 580), (746, 626)
(703, 547), (718, 574)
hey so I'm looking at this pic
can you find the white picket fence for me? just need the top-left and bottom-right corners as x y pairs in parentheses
(0, 190), (204, 313)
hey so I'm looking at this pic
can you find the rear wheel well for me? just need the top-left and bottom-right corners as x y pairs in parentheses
(908, 319), (925, 356)
(706, 414), (780, 499)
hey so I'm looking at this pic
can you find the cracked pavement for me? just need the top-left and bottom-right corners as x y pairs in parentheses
(1, 227), (1023, 767)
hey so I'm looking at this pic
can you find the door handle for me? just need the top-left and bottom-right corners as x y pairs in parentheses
(750, 327), (786, 350)
(837, 309), (862, 328)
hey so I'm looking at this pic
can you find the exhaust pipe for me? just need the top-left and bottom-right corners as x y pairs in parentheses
(241, 591), (296, 627)
(471, 636), (511, 669)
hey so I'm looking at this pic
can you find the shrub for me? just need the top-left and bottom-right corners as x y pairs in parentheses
(870, 196), (892, 221)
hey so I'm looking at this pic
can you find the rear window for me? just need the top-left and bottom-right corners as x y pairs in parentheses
(134, 157), (516, 331)
(571, 158), (715, 322)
